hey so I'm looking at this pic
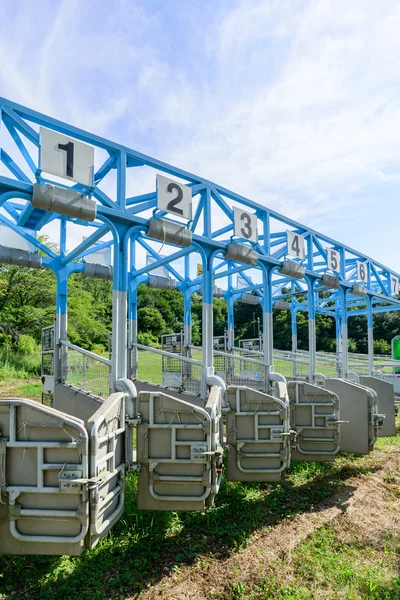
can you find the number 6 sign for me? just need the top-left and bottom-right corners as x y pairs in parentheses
(356, 260), (368, 283)
(157, 174), (192, 220)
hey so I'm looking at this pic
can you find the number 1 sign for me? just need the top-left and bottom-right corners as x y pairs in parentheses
(157, 174), (192, 220)
(40, 127), (94, 187)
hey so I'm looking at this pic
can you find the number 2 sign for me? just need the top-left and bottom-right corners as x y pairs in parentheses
(233, 207), (258, 243)
(157, 174), (192, 220)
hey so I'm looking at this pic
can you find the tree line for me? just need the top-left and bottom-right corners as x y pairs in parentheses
(0, 259), (399, 356)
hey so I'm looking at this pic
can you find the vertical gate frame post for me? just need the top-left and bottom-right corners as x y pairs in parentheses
(335, 305), (343, 377)
(306, 276), (317, 382)
(339, 287), (349, 377)
(367, 294), (374, 375)
(291, 296), (298, 378)
(260, 264), (274, 392)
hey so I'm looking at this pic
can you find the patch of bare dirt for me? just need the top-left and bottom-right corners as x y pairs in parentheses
(138, 445), (400, 600)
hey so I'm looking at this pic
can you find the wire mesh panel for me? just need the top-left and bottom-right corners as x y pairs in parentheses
(62, 347), (111, 398)
(213, 335), (228, 378)
(41, 326), (54, 377)
(161, 333), (183, 388)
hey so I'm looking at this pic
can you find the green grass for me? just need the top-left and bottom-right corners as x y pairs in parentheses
(1, 435), (399, 600)
(230, 526), (400, 600)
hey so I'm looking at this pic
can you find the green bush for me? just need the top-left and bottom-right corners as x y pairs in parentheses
(91, 343), (106, 356)
(138, 331), (161, 348)
(0, 349), (41, 380)
(374, 338), (391, 355)
(17, 334), (38, 354)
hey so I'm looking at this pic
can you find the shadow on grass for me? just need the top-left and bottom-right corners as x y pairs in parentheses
(0, 456), (373, 600)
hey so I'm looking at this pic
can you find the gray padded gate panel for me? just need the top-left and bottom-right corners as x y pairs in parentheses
(225, 384), (290, 482)
(85, 392), (127, 549)
(346, 380), (380, 450)
(137, 387), (222, 511)
(359, 376), (396, 437)
(0, 399), (89, 556)
(287, 381), (340, 461)
(323, 379), (372, 454)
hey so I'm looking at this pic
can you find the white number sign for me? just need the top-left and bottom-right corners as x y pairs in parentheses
(233, 207), (258, 243)
(327, 247), (340, 273)
(40, 127), (94, 187)
(357, 260), (368, 283)
(157, 174), (192, 220)
(391, 274), (399, 295)
(287, 230), (305, 260)
(147, 253), (169, 278)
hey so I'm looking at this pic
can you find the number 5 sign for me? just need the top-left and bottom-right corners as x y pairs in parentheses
(233, 207), (258, 243)
(327, 247), (341, 273)
(157, 174), (192, 220)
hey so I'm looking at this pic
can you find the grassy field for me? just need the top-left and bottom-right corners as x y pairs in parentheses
(0, 361), (399, 599)
(0, 423), (399, 599)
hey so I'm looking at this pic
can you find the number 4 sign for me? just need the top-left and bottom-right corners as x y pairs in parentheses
(287, 230), (305, 260)
(233, 207), (258, 243)
(157, 174), (192, 220)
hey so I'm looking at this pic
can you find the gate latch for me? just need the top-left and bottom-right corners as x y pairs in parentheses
(59, 469), (84, 493)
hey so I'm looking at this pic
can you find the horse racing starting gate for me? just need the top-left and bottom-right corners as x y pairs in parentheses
(0, 96), (399, 556)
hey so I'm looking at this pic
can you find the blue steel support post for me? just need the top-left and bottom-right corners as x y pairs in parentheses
(340, 288), (349, 377)
(110, 151), (128, 389)
(128, 285), (138, 380)
(202, 247), (215, 399)
(307, 276), (316, 381)
(261, 266), (273, 391)
(335, 309), (343, 377)
(54, 269), (68, 384)
(291, 305), (298, 377)
(367, 295), (374, 375)
(183, 288), (192, 349)
(128, 236), (137, 379)
(227, 295), (235, 352)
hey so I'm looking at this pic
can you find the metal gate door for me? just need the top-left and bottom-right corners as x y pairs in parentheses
(287, 381), (340, 461)
(0, 393), (128, 556)
(0, 398), (89, 556)
(86, 392), (127, 549)
(225, 385), (290, 482)
(136, 387), (223, 511)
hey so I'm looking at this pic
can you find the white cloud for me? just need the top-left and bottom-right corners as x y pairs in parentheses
(1, 0), (400, 268)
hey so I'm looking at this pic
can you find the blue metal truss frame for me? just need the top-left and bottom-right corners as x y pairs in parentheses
(1, 96), (400, 386)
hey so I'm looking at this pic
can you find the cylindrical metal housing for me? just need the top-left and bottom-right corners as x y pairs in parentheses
(147, 218), (192, 247)
(320, 273), (340, 289)
(84, 263), (113, 280)
(279, 260), (305, 279)
(240, 293), (260, 305)
(225, 243), (258, 265)
(0, 246), (42, 268)
(32, 183), (97, 221)
(148, 275), (177, 289)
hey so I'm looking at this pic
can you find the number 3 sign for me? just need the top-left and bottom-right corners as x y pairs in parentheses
(157, 174), (192, 220)
(233, 207), (258, 243)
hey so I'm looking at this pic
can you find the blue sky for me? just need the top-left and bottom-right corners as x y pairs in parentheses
(1, 0), (400, 269)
